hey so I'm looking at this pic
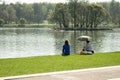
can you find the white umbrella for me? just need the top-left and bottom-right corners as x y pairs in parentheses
(77, 36), (91, 41)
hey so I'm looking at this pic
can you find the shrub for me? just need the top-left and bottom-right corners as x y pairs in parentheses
(0, 18), (5, 27)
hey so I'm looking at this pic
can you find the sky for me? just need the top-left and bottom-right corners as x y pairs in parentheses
(0, 0), (120, 4)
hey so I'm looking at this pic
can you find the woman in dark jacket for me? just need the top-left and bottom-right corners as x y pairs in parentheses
(62, 40), (70, 56)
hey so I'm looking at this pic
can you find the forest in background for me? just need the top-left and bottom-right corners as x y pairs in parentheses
(0, 0), (120, 28)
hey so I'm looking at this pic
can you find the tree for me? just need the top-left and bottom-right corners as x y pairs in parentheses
(33, 3), (43, 23)
(87, 4), (110, 28)
(0, 2), (9, 23)
(47, 10), (54, 23)
(6, 4), (17, 23)
(51, 3), (70, 28)
(0, 18), (5, 26)
(0, 10), (9, 24)
(68, 1), (110, 28)
(21, 3), (34, 23)
(19, 18), (27, 25)
(68, 0), (89, 28)
(13, 2), (23, 22)
(110, 0), (115, 23)
(110, 0), (120, 25)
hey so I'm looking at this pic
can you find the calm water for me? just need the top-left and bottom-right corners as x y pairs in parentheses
(0, 28), (120, 58)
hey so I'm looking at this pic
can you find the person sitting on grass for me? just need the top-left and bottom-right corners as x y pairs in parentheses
(62, 40), (70, 56)
(80, 40), (94, 55)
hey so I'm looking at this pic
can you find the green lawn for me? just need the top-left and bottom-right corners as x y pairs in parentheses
(0, 52), (120, 77)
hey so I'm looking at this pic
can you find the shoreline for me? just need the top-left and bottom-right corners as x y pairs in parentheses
(61, 28), (113, 31)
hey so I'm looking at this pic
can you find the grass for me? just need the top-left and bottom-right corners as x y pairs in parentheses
(0, 52), (120, 77)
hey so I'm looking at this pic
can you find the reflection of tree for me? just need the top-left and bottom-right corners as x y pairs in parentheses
(72, 30), (107, 53)
(79, 30), (109, 52)
(54, 31), (72, 54)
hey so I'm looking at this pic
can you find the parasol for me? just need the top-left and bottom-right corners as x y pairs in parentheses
(77, 36), (91, 41)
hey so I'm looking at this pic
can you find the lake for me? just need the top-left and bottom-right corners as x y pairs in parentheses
(0, 27), (120, 58)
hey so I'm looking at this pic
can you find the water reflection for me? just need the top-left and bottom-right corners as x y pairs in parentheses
(0, 28), (120, 58)
(0, 28), (55, 58)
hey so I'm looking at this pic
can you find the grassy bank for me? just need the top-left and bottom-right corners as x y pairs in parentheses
(2, 23), (56, 27)
(0, 52), (120, 77)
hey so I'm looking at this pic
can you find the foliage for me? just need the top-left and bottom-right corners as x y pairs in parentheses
(18, 18), (27, 27)
(51, 3), (70, 28)
(0, 1), (120, 27)
(109, 0), (120, 25)
(99, 0), (120, 25)
(0, 3), (55, 24)
(50, 1), (110, 28)
(0, 52), (120, 77)
(19, 18), (27, 25)
(0, 18), (5, 26)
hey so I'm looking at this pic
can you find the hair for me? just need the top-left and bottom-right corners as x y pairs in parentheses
(65, 40), (69, 45)
(86, 40), (90, 43)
